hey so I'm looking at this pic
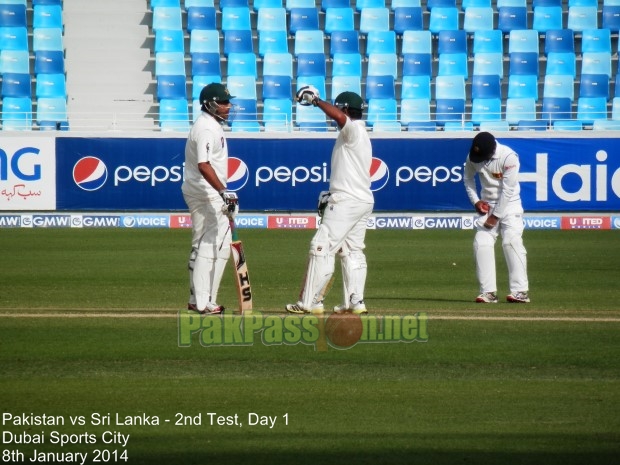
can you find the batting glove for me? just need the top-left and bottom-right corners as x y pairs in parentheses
(220, 190), (239, 219)
(296, 85), (320, 107)
(317, 190), (330, 217)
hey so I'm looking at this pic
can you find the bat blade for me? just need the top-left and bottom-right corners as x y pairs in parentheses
(230, 237), (253, 314)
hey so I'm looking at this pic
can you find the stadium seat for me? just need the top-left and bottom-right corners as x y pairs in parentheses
(592, 120), (620, 130)
(1, 50), (30, 74)
(256, 8), (286, 33)
(152, 7), (183, 30)
(579, 74), (610, 98)
(478, 121), (511, 132)
(220, 0), (249, 6)
(509, 29), (540, 53)
(332, 53), (362, 76)
(191, 52), (221, 77)
(509, 52), (539, 76)
(356, 0), (386, 10)
(254, 0), (283, 9)
(544, 74), (575, 100)
(151, 0), (181, 7)
(407, 121), (437, 131)
(366, 30), (396, 55)
(190, 29), (220, 54)
(224, 30), (254, 55)
(324, 7), (355, 33)
(471, 74), (501, 99)
(532, 6), (563, 33)
(367, 53), (397, 78)
(471, 98), (502, 123)
(262, 74), (292, 99)
(286, 0), (316, 9)
(545, 52), (576, 77)
(533, 0), (562, 6)
(435, 99), (466, 123)
(508, 74), (538, 99)
(230, 98), (260, 132)
(553, 120), (583, 131)
(577, 97), (608, 124)
(258, 30), (289, 56)
(322, 0), (351, 9)
(463, 7), (494, 33)
(473, 29), (503, 54)
(296, 53), (326, 76)
(2, 96), (32, 130)
(155, 52), (186, 76)
(435, 75), (466, 100)
(372, 121), (402, 132)
(567, 6), (598, 31)
(401, 75), (431, 99)
(155, 29), (184, 53)
(427, 0), (456, 8)
(472, 53), (504, 77)
(33, 4), (63, 29)
(497, 7), (527, 33)
(295, 103), (328, 131)
(544, 29), (575, 54)
(505, 97), (537, 124)
(443, 121), (474, 131)
(497, 0), (526, 6)
(400, 98), (431, 124)
(33, 27), (63, 51)
(541, 97), (573, 122)
(1, 73), (30, 97)
(185, 0), (216, 9)
(33, 0), (63, 5)
(366, 75), (395, 99)
(581, 29), (612, 53)
(438, 53), (468, 78)
(226, 75), (257, 99)
(294, 30), (324, 55)
(613, 97), (620, 120)
(330, 30), (360, 55)
(221, 7), (251, 31)
(289, 8), (319, 33)
(393, 7), (423, 34)
(367, 98), (398, 126)
(359, 7), (390, 33)
(518, 120), (548, 131)
(402, 53), (432, 76)
(36, 96), (68, 128)
(0, 3), (26, 27)
(35, 73), (66, 98)
(438, 30), (467, 55)
(262, 52), (293, 77)
(331, 75), (362, 100)
(186, 7), (216, 31)
(402, 30), (432, 54)
(263, 98), (293, 131)
(602, 6), (620, 32)
(156, 74), (186, 100)
(429, 7), (459, 33)
(462, 0), (491, 7)
(391, 0), (422, 8)
(226, 52), (257, 77)
(581, 52), (612, 78)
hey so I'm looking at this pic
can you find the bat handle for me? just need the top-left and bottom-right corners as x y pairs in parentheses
(230, 218), (238, 242)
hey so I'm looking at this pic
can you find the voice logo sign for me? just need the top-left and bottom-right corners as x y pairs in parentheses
(73, 156), (108, 191)
(227, 157), (249, 191)
(370, 157), (389, 192)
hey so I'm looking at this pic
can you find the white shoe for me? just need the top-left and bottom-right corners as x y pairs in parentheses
(507, 292), (530, 303)
(475, 292), (498, 303)
(333, 304), (349, 313)
(285, 302), (324, 314)
(333, 301), (368, 314)
(199, 302), (225, 315)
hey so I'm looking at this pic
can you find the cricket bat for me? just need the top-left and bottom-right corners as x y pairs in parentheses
(229, 219), (253, 314)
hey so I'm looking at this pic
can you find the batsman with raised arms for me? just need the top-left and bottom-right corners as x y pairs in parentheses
(286, 86), (374, 315)
(182, 83), (239, 315)
(464, 132), (530, 304)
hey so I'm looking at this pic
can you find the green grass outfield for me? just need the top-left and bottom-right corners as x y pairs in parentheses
(1, 228), (619, 465)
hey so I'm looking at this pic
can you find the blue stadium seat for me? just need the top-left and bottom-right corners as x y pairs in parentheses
(224, 29), (254, 54)
(356, 0), (386, 10)
(331, 75), (362, 100)
(226, 75), (257, 99)
(429, 7), (459, 33)
(533, 0), (562, 6)
(330, 30), (360, 54)
(155, 29), (184, 52)
(190, 29), (220, 54)
(35, 73), (66, 98)
(294, 30), (324, 55)
(286, 0), (315, 9)
(473, 29), (503, 54)
(471, 74), (501, 99)
(393, 7), (423, 34)
(391, 0), (422, 8)
(592, 120), (620, 130)
(508, 74), (538, 99)
(545, 52), (576, 77)
(262, 74), (292, 99)
(33, 0), (63, 4)
(577, 97), (608, 124)
(435, 99), (466, 123)
(1, 50), (30, 74)
(263, 98), (293, 131)
(581, 29), (612, 53)
(472, 53), (503, 77)
(462, 0), (491, 8)
(581, 52), (612, 78)
(532, 6), (563, 33)
(33, 4), (62, 29)
(372, 121), (402, 132)
(438, 30), (467, 54)
(517, 120), (548, 131)
(221, 7), (251, 31)
(366, 30), (396, 55)
(463, 7), (494, 33)
(359, 7), (390, 33)
(324, 7), (354, 33)
(36, 96), (68, 128)
(435, 75), (466, 100)
(289, 8), (319, 33)
(400, 98), (431, 124)
(191, 52), (221, 77)
(2, 96), (32, 130)
(367, 98), (398, 126)
(479, 121), (511, 132)
(366, 75), (395, 99)
(0, 3), (26, 27)
(295, 103), (328, 131)
(545, 29), (575, 54)
(509, 29), (540, 53)
(438, 53), (468, 78)
(401, 75), (431, 99)
(230, 98), (260, 132)
(505, 97), (537, 124)
(402, 53), (432, 76)
(579, 74), (610, 98)
(186, 6), (216, 30)
(258, 30), (288, 56)
(367, 53), (397, 78)
(553, 120), (583, 131)
(498, 7), (527, 33)
(296, 53), (326, 76)
(156, 74), (186, 100)
(427, 0), (456, 8)
(402, 30), (432, 54)
(613, 97), (620, 120)
(155, 52), (186, 75)
(567, 6), (598, 31)
(509, 52), (539, 76)
(1, 73), (30, 97)
(221, 0), (249, 8)
(331, 53), (362, 76)
(32, 27), (63, 51)
(151, 0), (181, 7)
(443, 121), (475, 131)
(602, 6), (620, 32)
(226, 52), (257, 76)
(257, 7), (287, 31)
(262, 52), (293, 77)
(471, 98), (502, 123)
(541, 97), (573, 121)
(544, 74), (575, 100)
(185, 0), (215, 7)
(253, 0), (282, 8)
(497, 0), (526, 6)
(322, 0), (350, 9)
(152, 7), (183, 30)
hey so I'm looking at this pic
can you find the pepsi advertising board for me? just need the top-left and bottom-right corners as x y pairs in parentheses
(54, 136), (620, 212)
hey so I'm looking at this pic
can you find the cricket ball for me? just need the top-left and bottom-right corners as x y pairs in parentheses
(325, 312), (363, 349)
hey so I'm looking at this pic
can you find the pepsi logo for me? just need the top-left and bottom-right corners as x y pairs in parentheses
(369, 157), (389, 192)
(73, 156), (108, 191)
(227, 157), (249, 191)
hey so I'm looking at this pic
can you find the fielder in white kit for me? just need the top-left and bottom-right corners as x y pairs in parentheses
(286, 88), (374, 314)
(463, 132), (530, 304)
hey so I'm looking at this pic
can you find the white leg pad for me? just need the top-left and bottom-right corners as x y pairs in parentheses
(188, 247), (198, 305)
(474, 229), (497, 293)
(502, 230), (529, 293)
(299, 233), (334, 308)
(341, 250), (367, 305)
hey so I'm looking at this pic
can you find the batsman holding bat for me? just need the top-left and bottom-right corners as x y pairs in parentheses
(286, 87), (374, 315)
(182, 83), (239, 315)
(464, 132), (530, 304)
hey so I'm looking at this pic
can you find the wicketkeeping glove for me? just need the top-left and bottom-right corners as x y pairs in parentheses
(317, 191), (330, 217)
(296, 85), (320, 107)
(220, 190), (239, 219)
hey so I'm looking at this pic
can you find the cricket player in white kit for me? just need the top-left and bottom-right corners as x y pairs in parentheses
(182, 83), (239, 314)
(286, 88), (374, 315)
(464, 132), (530, 304)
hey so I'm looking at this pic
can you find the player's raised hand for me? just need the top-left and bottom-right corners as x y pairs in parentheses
(295, 85), (320, 106)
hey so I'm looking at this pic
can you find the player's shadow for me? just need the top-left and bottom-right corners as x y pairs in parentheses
(368, 296), (473, 304)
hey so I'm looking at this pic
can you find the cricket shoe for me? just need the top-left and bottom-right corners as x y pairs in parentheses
(187, 303), (198, 311)
(333, 302), (368, 314)
(285, 302), (324, 314)
(475, 292), (498, 303)
(199, 302), (225, 315)
(507, 292), (530, 303)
